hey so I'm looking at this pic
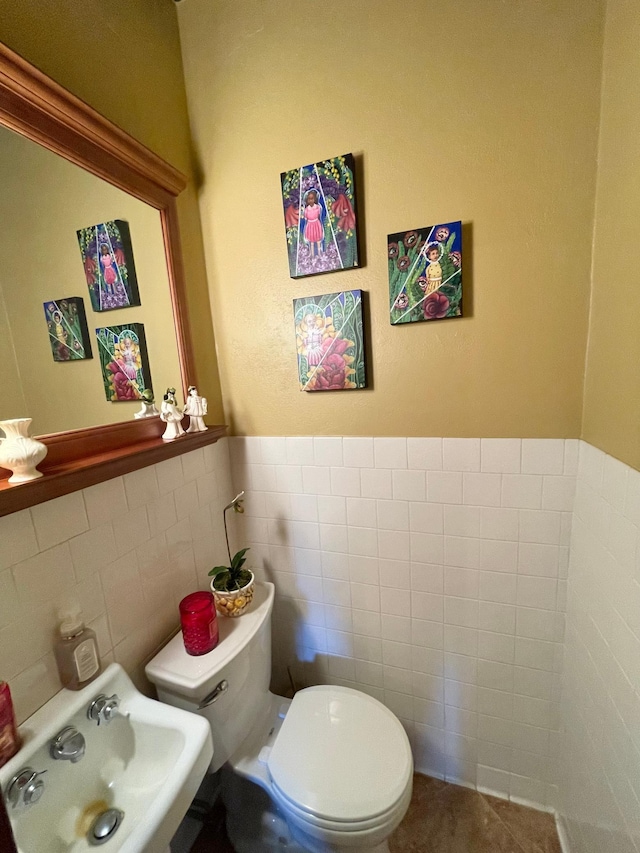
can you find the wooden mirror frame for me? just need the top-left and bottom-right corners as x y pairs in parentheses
(0, 43), (225, 516)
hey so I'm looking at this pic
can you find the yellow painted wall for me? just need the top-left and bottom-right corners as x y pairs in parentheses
(0, 126), (182, 435)
(0, 0), (224, 422)
(177, 0), (604, 437)
(582, 0), (640, 469)
(0, 284), (25, 419)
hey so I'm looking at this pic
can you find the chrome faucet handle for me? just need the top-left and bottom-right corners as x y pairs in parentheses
(5, 767), (47, 809)
(50, 726), (86, 763)
(87, 693), (120, 726)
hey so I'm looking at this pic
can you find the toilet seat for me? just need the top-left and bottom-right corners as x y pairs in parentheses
(267, 685), (413, 828)
(270, 779), (410, 833)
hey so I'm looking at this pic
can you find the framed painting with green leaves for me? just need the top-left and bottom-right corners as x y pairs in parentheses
(43, 297), (92, 361)
(293, 290), (366, 391)
(389, 221), (462, 324)
(282, 154), (359, 278)
(95, 323), (152, 402)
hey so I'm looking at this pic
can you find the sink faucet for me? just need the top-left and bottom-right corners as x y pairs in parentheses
(50, 727), (86, 763)
(87, 693), (120, 726)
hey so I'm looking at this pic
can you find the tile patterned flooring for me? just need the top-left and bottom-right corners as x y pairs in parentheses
(390, 774), (562, 853)
(185, 773), (562, 853)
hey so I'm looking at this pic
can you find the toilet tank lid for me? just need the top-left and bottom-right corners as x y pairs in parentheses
(145, 582), (274, 700)
(268, 685), (413, 822)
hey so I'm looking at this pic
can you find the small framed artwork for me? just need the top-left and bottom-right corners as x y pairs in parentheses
(281, 153), (359, 278)
(293, 290), (366, 391)
(389, 221), (462, 325)
(95, 323), (152, 402)
(77, 219), (140, 312)
(43, 297), (92, 361)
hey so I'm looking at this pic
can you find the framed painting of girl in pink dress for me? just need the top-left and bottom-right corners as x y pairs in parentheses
(77, 220), (141, 312)
(281, 153), (359, 278)
(293, 290), (366, 391)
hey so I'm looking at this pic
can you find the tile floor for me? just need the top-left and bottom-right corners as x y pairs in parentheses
(184, 773), (562, 853)
(390, 774), (562, 853)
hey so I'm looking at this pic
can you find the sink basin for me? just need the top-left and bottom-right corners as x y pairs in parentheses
(1, 663), (213, 852)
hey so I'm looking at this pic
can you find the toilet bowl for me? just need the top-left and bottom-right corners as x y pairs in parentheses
(146, 582), (413, 853)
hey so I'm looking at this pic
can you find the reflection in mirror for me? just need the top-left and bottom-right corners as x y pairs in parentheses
(0, 124), (182, 436)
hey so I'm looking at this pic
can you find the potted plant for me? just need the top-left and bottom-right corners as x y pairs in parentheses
(208, 491), (255, 617)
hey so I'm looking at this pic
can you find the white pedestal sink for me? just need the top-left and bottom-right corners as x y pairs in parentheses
(1, 663), (213, 852)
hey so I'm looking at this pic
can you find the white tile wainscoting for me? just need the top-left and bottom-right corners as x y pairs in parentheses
(0, 440), (232, 723)
(230, 437), (578, 811)
(557, 442), (640, 853)
(3, 434), (638, 853)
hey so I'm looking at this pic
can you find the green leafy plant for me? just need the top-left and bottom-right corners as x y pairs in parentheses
(208, 491), (252, 591)
(209, 546), (252, 592)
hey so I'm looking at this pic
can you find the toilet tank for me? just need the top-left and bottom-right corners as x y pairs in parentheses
(146, 582), (275, 772)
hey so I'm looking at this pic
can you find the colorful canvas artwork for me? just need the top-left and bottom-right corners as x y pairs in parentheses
(388, 221), (462, 325)
(77, 220), (140, 312)
(281, 154), (359, 278)
(95, 323), (152, 402)
(293, 290), (366, 392)
(43, 297), (92, 362)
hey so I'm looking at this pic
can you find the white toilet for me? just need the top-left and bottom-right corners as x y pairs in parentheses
(146, 582), (413, 853)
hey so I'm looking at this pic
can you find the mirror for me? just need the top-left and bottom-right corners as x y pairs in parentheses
(0, 123), (182, 435)
(0, 41), (220, 516)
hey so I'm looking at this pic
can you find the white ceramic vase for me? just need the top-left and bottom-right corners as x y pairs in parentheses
(0, 418), (48, 484)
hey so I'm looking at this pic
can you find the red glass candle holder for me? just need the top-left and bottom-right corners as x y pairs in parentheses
(179, 591), (219, 656)
(0, 682), (20, 769)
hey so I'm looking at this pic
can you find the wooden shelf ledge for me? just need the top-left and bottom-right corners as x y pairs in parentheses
(0, 421), (227, 516)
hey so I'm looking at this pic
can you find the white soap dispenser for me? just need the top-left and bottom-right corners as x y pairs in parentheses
(54, 607), (101, 690)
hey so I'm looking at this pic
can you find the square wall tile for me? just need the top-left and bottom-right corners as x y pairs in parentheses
(0, 509), (39, 570)
(542, 476), (575, 511)
(519, 510), (561, 545)
(302, 466), (331, 495)
(347, 498), (377, 528)
(410, 503), (444, 534)
(69, 523), (117, 582)
(276, 466), (303, 494)
(379, 559), (411, 589)
(260, 437), (287, 465)
(342, 437), (374, 468)
(314, 437), (343, 467)
(377, 500), (409, 531)
(428, 472), (463, 504)
(378, 529), (410, 561)
(481, 439), (522, 474)
(82, 477), (127, 527)
(12, 543), (76, 610)
(392, 470), (426, 502)
(374, 438), (407, 469)
(286, 437), (314, 465)
(443, 439), (481, 472)
(501, 475), (543, 509)
(124, 466), (159, 508)
(31, 492), (88, 551)
(444, 567), (479, 599)
(480, 507), (519, 541)
(361, 469), (392, 500)
(317, 495), (346, 525)
(444, 506), (481, 538)
(463, 473), (502, 507)
(407, 438), (443, 470)
(521, 440), (565, 475)
(516, 576), (557, 611)
(411, 563), (443, 594)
